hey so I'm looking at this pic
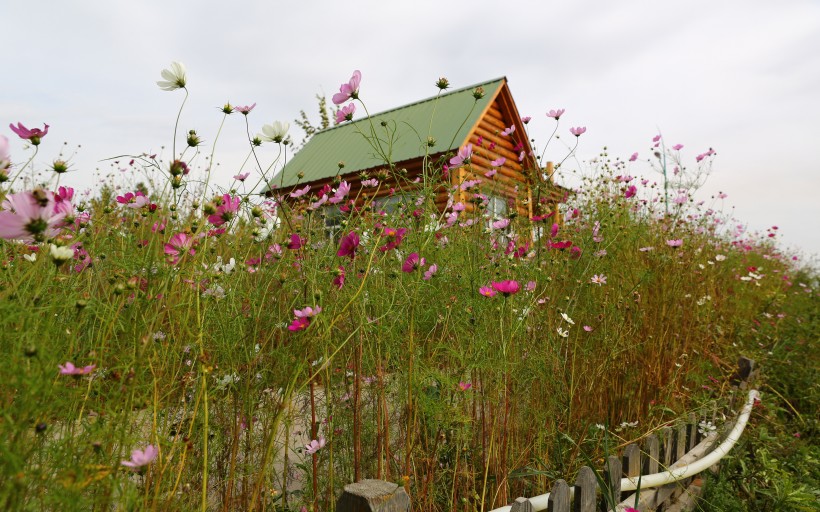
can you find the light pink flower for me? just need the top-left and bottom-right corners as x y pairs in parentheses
(208, 194), (241, 227)
(546, 109), (565, 120)
(423, 263), (438, 281)
(672, 144), (684, 151)
(329, 181), (350, 204)
(449, 144), (473, 168)
(666, 239), (683, 247)
(294, 306), (322, 318)
(305, 436), (326, 455)
(59, 362), (96, 375)
(629, 152), (638, 162)
(332, 70), (362, 105)
(336, 103), (356, 123)
(590, 274), (607, 285)
(501, 125), (515, 136)
(490, 157), (506, 167)
(570, 126), (587, 137)
(0, 190), (68, 242)
(9, 122), (49, 145)
(290, 185), (310, 198)
(492, 218), (510, 230)
(361, 178), (379, 187)
(583, 325), (593, 332)
(121, 445), (158, 468)
(233, 172), (250, 181)
(233, 103), (256, 115)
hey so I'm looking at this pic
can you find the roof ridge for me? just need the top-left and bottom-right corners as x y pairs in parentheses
(314, 76), (507, 136)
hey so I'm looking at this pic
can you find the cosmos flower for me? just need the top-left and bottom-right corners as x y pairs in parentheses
(260, 121), (289, 143)
(546, 109), (565, 120)
(332, 70), (362, 105)
(121, 445), (158, 468)
(449, 144), (473, 168)
(337, 231), (360, 259)
(569, 126), (587, 137)
(9, 122), (49, 145)
(336, 103), (356, 123)
(491, 280), (520, 296)
(59, 362), (96, 375)
(305, 436), (326, 455)
(157, 61), (187, 91)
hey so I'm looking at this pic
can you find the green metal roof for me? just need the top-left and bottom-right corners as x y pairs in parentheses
(271, 77), (505, 189)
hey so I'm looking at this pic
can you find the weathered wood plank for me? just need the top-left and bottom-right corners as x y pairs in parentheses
(601, 455), (622, 511)
(643, 434), (659, 476)
(574, 466), (597, 512)
(511, 496), (535, 512)
(548, 479), (570, 512)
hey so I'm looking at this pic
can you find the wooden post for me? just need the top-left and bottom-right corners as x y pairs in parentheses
(336, 479), (410, 512)
(511, 497), (534, 512)
(643, 434), (660, 476)
(574, 466), (597, 512)
(687, 413), (698, 452)
(622, 444), (641, 501)
(548, 479), (570, 512)
(601, 455), (622, 511)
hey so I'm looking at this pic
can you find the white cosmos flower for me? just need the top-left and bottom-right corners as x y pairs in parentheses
(557, 327), (569, 338)
(157, 61), (187, 91)
(260, 121), (290, 143)
(560, 312), (575, 325)
(50, 244), (74, 263)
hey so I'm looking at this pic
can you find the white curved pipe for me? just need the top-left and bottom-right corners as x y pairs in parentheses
(489, 389), (759, 512)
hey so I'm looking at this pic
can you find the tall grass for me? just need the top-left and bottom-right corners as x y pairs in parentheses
(0, 67), (815, 511)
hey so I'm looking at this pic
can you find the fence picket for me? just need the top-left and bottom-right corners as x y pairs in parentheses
(574, 466), (597, 512)
(547, 479), (570, 512)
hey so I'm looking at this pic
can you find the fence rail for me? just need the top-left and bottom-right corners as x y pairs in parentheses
(337, 357), (758, 512)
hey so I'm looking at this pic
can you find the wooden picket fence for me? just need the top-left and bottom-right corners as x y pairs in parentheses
(336, 357), (758, 512)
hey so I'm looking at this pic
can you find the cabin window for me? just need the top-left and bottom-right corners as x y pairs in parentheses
(375, 193), (409, 215)
(486, 194), (512, 242)
(322, 205), (343, 239)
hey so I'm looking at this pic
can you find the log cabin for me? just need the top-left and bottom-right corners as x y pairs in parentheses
(267, 77), (568, 236)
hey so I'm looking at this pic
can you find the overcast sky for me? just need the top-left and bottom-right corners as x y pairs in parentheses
(3, 0), (819, 260)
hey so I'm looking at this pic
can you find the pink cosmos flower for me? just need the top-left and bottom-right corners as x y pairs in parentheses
(484, 169), (497, 178)
(423, 263), (438, 281)
(378, 227), (406, 252)
(329, 181), (350, 204)
(590, 274), (607, 285)
(0, 135), (10, 170)
(164, 232), (195, 264)
(521, 116), (531, 124)
(336, 102), (356, 123)
(337, 231), (360, 259)
(570, 246), (582, 259)
(208, 194), (241, 227)
(525, 281), (536, 291)
(570, 126), (587, 137)
(458, 381), (472, 391)
(288, 317), (310, 331)
(652, 134), (662, 143)
(333, 266), (345, 289)
(290, 185), (310, 198)
(624, 185), (637, 199)
(479, 286), (497, 298)
(490, 157), (506, 167)
(402, 252), (425, 273)
(672, 144), (684, 151)
(501, 125), (515, 136)
(583, 325), (593, 332)
(0, 190), (68, 242)
(546, 109), (565, 120)
(121, 445), (158, 469)
(332, 70), (362, 105)
(294, 306), (322, 318)
(492, 218), (510, 230)
(549, 240), (572, 250)
(666, 239), (683, 247)
(10, 122), (49, 145)
(361, 178), (379, 187)
(305, 436), (326, 455)
(491, 280), (520, 296)
(449, 144), (473, 168)
(629, 152), (638, 162)
(59, 362), (96, 375)
(233, 172), (250, 181)
(233, 103), (256, 115)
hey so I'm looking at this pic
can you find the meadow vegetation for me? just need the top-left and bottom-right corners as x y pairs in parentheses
(0, 64), (816, 511)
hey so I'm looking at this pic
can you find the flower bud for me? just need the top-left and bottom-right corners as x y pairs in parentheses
(51, 159), (69, 174)
(187, 130), (202, 148)
(435, 77), (450, 90)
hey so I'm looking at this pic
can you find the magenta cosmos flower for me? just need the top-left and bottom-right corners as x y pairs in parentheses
(335, 103), (356, 123)
(491, 280), (520, 296)
(122, 444), (158, 468)
(208, 194), (241, 227)
(164, 232), (195, 264)
(479, 286), (497, 298)
(0, 190), (68, 242)
(378, 227), (406, 252)
(337, 231), (360, 259)
(401, 252), (425, 273)
(570, 126), (587, 137)
(10, 122), (49, 145)
(289, 306), (321, 332)
(332, 70), (362, 105)
(59, 362), (96, 375)
(624, 185), (637, 199)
